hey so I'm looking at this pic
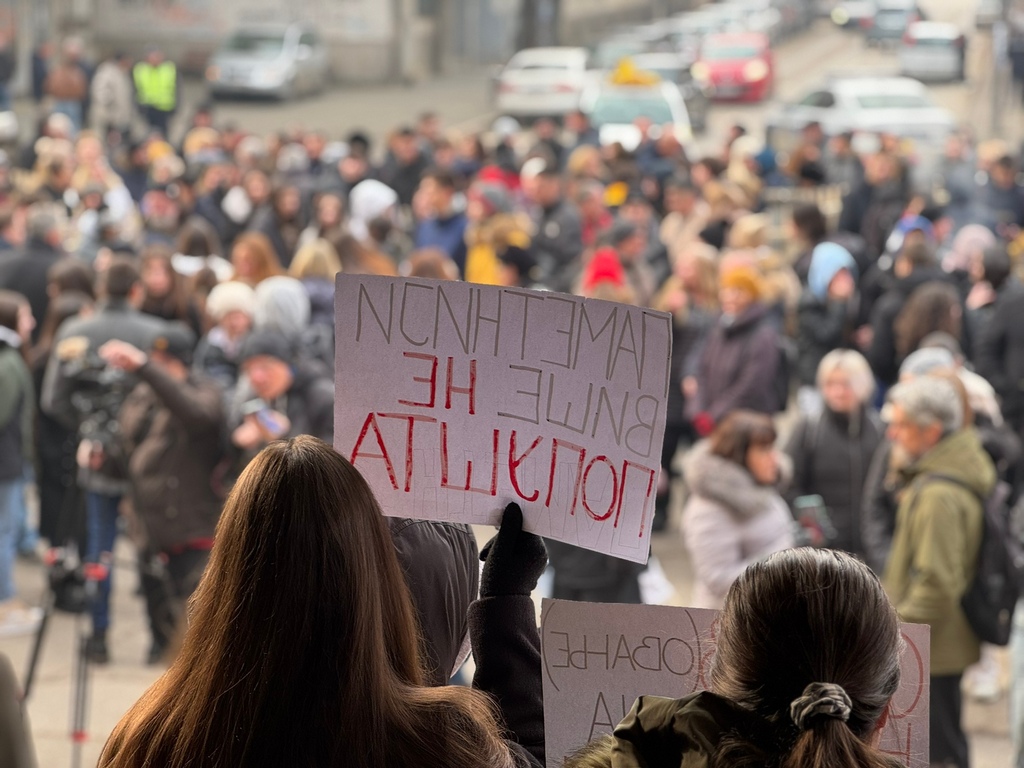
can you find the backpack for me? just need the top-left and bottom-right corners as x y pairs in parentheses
(773, 336), (797, 413)
(923, 473), (1022, 646)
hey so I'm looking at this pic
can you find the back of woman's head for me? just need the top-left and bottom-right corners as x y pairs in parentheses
(708, 410), (776, 468)
(710, 548), (902, 768)
(894, 281), (961, 359)
(289, 238), (342, 280)
(100, 437), (512, 768)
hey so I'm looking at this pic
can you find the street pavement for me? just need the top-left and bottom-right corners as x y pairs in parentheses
(2, 11), (1020, 767)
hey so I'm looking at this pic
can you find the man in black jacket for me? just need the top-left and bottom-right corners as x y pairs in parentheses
(101, 324), (224, 664)
(41, 257), (166, 662)
(976, 267), (1024, 432)
(0, 208), (65, 342)
(525, 159), (583, 293)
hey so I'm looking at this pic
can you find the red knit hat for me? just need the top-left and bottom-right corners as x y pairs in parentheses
(582, 247), (627, 292)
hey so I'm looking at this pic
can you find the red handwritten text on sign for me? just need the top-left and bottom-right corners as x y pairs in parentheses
(334, 277), (673, 563)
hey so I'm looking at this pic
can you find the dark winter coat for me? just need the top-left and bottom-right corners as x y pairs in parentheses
(388, 518), (479, 688)
(279, 361), (335, 444)
(469, 592), (545, 767)
(118, 363), (224, 553)
(795, 291), (855, 386)
(301, 278), (335, 328)
(41, 299), (167, 494)
(193, 328), (246, 393)
(692, 303), (780, 422)
(532, 200), (583, 293)
(866, 268), (951, 386)
(976, 280), (1024, 424)
(784, 406), (883, 558)
(860, 440), (900, 574)
(0, 238), (65, 342)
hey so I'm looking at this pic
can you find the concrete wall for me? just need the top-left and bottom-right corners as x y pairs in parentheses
(88, 0), (400, 81)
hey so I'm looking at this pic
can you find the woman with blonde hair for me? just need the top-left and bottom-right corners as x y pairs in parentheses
(289, 238), (343, 328)
(100, 436), (543, 768)
(784, 349), (883, 559)
(230, 231), (284, 287)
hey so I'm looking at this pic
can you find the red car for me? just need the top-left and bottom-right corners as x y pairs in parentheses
(692, 32), (774, 102)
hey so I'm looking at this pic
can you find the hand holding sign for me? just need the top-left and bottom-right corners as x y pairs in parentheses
(479, 503), (549, 598)
(334, 276), (673, 563)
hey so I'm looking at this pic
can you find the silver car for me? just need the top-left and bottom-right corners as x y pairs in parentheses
(206, 23), (331, 99)
(899, 22), (967, 82)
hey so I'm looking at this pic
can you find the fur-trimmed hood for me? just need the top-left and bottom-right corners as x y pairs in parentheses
(682, 440), (791, 520)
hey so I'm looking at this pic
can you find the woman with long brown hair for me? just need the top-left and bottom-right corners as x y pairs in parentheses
(99, 436), (533, 768)
(230, 231), (284, 287)
(138, 245), (202, 335)
(567, 548), (903, 768)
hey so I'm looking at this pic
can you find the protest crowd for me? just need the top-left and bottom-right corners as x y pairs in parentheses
(3, 37), (1024, 768)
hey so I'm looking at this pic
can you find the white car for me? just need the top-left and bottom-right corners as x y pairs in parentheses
(495, 47), (589, 118)
(768, 76), (955, 146)
(579, 79), (692, 152)
(976, 0), (1002, 27)
(899, 22), (967, 82)
(206, 23), (331, 99)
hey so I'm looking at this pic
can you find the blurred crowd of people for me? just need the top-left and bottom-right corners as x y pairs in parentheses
(0, 39), (1023, 768)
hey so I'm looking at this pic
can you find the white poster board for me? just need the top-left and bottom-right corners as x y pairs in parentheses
(334, 276), (673, 563)
(541, 599), (930, 767)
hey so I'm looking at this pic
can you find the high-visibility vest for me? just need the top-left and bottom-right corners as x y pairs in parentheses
(134, 62), (177, 112)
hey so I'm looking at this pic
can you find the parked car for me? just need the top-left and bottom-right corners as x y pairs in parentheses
(975, 0), (1002, 27)
(589, 37), (651, 72)
(666, 9), (736, 60)
(630, 52), (712, 132)
(716, 0), (786, 43)
(899, 22), (967, 82)
(579, 66), (692, 151)
(865, 0), (923, 47)
(692, 32), (774, 102)
(830, 0), (877, 29)
(765, 76), (956, 179)
(206, 22), (330, 99)
(495, 47), (589, 119)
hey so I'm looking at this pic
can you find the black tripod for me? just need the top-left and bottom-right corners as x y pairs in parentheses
(23, 551), (108, 768)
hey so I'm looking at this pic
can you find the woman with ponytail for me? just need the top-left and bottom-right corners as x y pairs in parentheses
(566, 548), (903, 768)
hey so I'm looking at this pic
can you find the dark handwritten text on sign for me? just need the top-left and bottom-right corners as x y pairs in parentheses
(541, 599), (930, 767)
(334, 276), (673, 563)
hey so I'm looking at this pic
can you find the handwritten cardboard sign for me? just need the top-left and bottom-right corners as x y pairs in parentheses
(541, 599), (930, 767)
(334, 276), (673, 563)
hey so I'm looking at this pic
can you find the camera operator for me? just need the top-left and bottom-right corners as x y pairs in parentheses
(100, 324), (224, 665)
(40, 256), (166, 664)
(229, 328), (334, 458)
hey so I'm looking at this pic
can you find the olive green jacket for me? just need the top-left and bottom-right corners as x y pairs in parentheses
(883, 429), (996, 676)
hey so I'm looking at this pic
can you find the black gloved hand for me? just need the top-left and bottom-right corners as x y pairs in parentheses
(479, 503), (548, 598)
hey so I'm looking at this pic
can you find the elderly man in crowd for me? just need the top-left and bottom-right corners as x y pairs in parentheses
(883, 375), (995, 768)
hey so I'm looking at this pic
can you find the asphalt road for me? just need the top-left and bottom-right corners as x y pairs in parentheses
(3, 12), (1019, 768)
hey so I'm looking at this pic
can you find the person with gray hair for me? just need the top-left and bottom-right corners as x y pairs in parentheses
(883, 374), (996, 768)
(0, 205), (66, 342)
(784, 349), (883, 558)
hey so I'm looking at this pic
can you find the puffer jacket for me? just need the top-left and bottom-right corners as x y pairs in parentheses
(680, 442), (795, 609)
(118, 363), (224, 553)
(883, 428), (996, 676)
(784, 406), (883, 558)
